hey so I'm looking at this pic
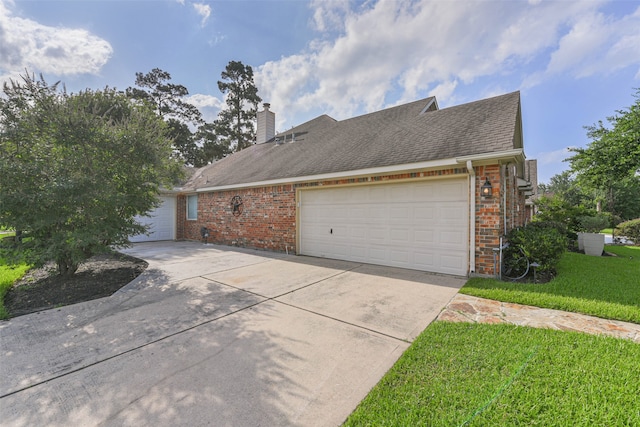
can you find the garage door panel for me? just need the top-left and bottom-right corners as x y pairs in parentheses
(390, 228), (410, 243)
(412, 250), (437, 270)
(441, 255), (466, 274)
(130, 196), (176, 243)
(369, 227), (387, 241)
(414, 229), (435, 244)
(440, 230), (467, 248)
(389, 249), (410, 264)
(368, 247), (388, 263)
(299, 179), (468, 275)
(414, 206), (436, 220)
(349, 227), (367, 239)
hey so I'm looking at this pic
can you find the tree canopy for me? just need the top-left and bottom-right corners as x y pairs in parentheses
(0, 73), (182, 275)
(126, 68), (204, 165)
(215, 61), (262, 152)
(567, 89), (640, 216)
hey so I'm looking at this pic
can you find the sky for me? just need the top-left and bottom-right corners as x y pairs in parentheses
(1, 0), (639, 184)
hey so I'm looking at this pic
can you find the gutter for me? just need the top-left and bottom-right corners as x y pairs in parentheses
(194, 149), (526, 193)
(466, 160), (476, 274)
(456, 148), (525, 164)
(195, 157), (462, 192)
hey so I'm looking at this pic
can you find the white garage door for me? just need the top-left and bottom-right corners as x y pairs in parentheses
(130, 196), (176, 242)
(299, 179), (469, 275)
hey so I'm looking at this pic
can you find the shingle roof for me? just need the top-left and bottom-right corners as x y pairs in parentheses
(185, 91), (522, 190)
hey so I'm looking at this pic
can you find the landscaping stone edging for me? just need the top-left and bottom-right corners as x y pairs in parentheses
(438, 294), (640, 343)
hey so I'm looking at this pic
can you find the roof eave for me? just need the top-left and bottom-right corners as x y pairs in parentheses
(456, 148), (525, 166)
(195, 157), (463, 192)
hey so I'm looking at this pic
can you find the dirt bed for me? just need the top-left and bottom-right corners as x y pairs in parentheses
(5, 252), (147, 318)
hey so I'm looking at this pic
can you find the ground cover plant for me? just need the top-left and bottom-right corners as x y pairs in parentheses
(0, 232), (27, 318)
(343, 322), (640, 426)
(0, 259), (29, 319)
(461, 245), (640, 323)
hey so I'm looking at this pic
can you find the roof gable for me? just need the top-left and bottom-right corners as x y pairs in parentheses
(185, 91), (523, 190)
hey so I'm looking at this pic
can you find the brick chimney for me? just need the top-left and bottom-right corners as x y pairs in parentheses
(256, 103), (275, 144)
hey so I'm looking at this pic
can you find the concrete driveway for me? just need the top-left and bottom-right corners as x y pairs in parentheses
(0, 241), (465, 426)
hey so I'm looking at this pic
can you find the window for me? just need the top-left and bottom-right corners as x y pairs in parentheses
(187, 195), (198, 220)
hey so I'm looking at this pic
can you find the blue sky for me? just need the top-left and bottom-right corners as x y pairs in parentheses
(1, 0), (639, 183)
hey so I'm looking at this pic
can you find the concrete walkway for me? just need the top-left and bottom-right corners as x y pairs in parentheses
(438, 293), (640, 343)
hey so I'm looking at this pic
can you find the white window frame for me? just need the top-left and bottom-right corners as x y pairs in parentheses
(187, 195), (198, 220)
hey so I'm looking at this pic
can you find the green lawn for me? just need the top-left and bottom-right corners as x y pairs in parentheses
(0, 232), (30, 319)
(344, 322), (640, 426)
(0, 263), (29, 319)
(344, 246), (640, 426)
(461, 245), (640, 324)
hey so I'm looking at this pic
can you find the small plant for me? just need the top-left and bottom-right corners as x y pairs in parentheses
(578, 215), (609, 233)
(505, 222), (567, 279)
(615, 218), (640, 244)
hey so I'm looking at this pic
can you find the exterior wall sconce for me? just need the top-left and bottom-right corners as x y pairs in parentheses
(481, 178), (493, 198)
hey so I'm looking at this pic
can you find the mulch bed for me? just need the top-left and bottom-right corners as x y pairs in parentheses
(4, 252), (147, 318)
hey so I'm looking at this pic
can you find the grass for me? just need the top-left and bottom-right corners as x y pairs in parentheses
(461, 245), (640, 324)
(345, 245), (640, 426)
(344, 322), (640, 426)
(0, 231), (31, 319)
(0, 261), (29, 320)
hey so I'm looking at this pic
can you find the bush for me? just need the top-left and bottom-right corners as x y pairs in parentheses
(578, 214), (610, 233)
(615, 218), (640, 244)
(533, 194), (592, 235)
(506, 222), (567, 276)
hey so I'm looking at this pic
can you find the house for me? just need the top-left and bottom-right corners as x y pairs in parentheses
(137, 92), (536, 277)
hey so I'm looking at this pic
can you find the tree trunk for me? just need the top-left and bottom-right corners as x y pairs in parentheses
(57, 258), (79, 276)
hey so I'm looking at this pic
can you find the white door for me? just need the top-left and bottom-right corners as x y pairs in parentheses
(130, 196), (176, 242)
(299, 179), (468, 275)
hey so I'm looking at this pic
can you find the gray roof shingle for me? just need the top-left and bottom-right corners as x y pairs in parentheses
(186, 91), (522, 190)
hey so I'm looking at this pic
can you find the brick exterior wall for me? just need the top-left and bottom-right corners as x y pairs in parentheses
(177, 185), (296, 252)
(176, 164), (530, 276)
(473, 163), (530, 276)
(474, 164), (502, 276)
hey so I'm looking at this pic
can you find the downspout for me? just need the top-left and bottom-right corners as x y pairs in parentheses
(503, 164), (508, 236)
(466, 160), (476, 274)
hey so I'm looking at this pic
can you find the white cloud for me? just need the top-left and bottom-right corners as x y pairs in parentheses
(187, 93), (223, 122)
(187, 93), (223, 109)
(193, 3), (211, 27)
(0, 0), (112, 81)
(310, 0), (350, 32)
(256, 0), (640, 127)
(535, 147), (575, 166)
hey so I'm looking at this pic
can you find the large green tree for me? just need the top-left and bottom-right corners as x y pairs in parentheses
(0, 73), (181, 275)
(568, 89), (640, 217)
(215, 61), (261, 152)
(126, 68), (203, 165)
(193, 121), (231, 166)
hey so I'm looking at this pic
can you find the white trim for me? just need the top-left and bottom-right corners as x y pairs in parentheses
(186, 194), (198, 221)
(466, 160), (475, 274)
(456, 149), (525, 163)
(196, 157), (461, 192)
(420, 97), (438, 114)
(194, 149), (525, 193)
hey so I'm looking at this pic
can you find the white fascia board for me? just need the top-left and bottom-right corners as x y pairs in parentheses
(196, 157), (461, 192)
(159, 188), (181, 195)
(456, 149), (525, 164)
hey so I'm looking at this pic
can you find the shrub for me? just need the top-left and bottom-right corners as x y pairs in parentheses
(615, 218), (640, 244)
(533, 194), (592, 235)
(578, 214), (610, 233)
(506, 222), (567, 276)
